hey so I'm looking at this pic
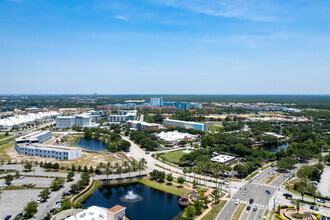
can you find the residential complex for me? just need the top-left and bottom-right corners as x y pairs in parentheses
(164, 119), (204, 131)
(150, 97), (163, 107)
(126, 120), (160, 131)
(15, 130), (82, 160)
(108, 110), (137, 122)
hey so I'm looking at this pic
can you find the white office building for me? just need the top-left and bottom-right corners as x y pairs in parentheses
(15, 130), (82, 160)
(56, 113), (98, 129)
(211, 154), (236, 164)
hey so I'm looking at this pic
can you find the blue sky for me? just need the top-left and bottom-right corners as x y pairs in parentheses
(0, 0), (330, 94)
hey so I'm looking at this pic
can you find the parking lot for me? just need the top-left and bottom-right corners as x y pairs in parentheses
(0, 176), (54, 188)
(0, 189), (42, 219)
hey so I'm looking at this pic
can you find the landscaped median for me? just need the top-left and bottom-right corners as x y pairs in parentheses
(201, 200), (227, 220)
(265, 172), (280, 184)
(71, 179), (96, 207)
(231, 203), (246, 220)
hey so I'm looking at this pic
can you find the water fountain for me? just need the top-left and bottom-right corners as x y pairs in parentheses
(120, 190), (143, 203)
(183, 147), (191, 154)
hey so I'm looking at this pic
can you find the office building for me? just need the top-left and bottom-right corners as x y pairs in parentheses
(211, 154), (236, 165)
(56, 113), (98, 129)
(164, 119), (204, 131)
(15, 131), (82, 160)
(126, 120), (160, 131)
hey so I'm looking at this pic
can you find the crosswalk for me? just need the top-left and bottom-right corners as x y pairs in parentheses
(251, 181), (279, 188)
(230, 199), (267, 208)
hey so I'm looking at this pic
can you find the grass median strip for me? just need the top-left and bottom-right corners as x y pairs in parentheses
(231, 203), (246, 220)
(265, 172), (280, 184)
(201, 200), (227, 220)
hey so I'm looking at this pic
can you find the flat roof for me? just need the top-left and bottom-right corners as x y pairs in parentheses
(107, 205), (126, 214)
(211, 154), (236, 163)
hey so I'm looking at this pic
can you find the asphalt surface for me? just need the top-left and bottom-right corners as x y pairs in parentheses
(217, 167), (282, 220)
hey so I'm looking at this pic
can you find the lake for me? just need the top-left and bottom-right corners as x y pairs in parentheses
(263, 143), (289, 153)
(76, 137), (108, 151)
(83, 183), (184, 220)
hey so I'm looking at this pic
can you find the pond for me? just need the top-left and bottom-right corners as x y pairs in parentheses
(83, 183), (184, 220)
(263, 143), (289, 153)
(75, 137), (108, 151)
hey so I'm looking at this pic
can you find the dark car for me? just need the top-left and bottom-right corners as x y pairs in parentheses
(22, 213), (27, 219)
(266, 190), (271, 194)
(16, 213), (23, 218)
(310, 206), (319, 211)
(5, 215), (12, 220)
(249, 198), (254, 204)
(253, 206), (257, 211)
(50, 208), (56, 213)
(247, 206), (251, 210)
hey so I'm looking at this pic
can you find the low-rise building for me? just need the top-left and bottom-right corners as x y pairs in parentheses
(56, 113), (99, 129)
(52, 205), (127, 220)
(164, 119), (204, 131)
(108, 110), (137, 122)
(155, 130), (199, 146)
(211, 154), (236, 165)
(15, 130), (82, 160)
(126, 120), (160, 131)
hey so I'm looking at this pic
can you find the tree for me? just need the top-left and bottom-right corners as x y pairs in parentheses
(24, 162), (32, 171)
(108, 142), (118, 152)
(177, 176), (185, 186)
(297, 183), (307, 201)
(84, 128), (93, 139)
(24, 201), (38, 218)
(4, 174), (13, 185)
(50, 178), (65, 191)
(308, 183), (319, 204)
(4, 131), (9, 136)
(70, 183), (80, 194)
(194, 199), (203, 214)
(71, 164), (76, 172)
(43, 213), (51, 220)
(39, 189), (50, 201)
(185, 206), (196, 219)
(166, 173), (173, 184)
(67, 171), (74, 181)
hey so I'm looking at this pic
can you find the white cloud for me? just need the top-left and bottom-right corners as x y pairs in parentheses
(114, 15), (129, 21)
(149, 0), (283, 22)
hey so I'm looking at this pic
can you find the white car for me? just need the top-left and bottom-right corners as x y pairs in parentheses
(243, 191), (247, 195)
(235, 199), (240, 205)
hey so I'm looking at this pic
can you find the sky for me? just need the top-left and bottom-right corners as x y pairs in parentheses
(0, 0), (330, 95)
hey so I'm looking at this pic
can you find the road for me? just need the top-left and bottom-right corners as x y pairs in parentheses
(217, 167), (283, 220)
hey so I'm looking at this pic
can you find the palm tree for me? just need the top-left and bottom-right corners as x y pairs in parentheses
(213, 168), (220, 192)
(183, 167), (188, 181)
(127, 166), (132, 179)
(117, 166), (123, 178)
(123, 161), (128, 172)
(132, 160), (137, 171)
(105, 165), (111, 181)
(298, 183), (307, 201)
(308, 183), (318, 204)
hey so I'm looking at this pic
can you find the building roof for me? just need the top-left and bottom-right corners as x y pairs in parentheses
(107, 205), (126, 214)
(211, 154), (236, 163)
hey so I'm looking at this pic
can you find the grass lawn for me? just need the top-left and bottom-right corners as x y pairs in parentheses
(231, 203), (246, 220)
(201, 200), (227, 220)
(137, 177), (192, 196)
(161, 150), (191, 163)
(0, 134), (12, 140)
(0, 141), (14, 161)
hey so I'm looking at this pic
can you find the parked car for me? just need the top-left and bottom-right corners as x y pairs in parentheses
(235, 199), (240, 205)
(249, 198), (254, 204)
(65, 192), (72, 196)
(247, 206), (251, 210)
(5, 215), (12, 220)
(16, 213), (23, 218)
(317, 199), (326, 203)
(19, 176), (25, 179)
(22, 213), (27, 219)
(266, 190), (271, 194)
(145, 151), (150, 154)
(310, 206), (319, 211)
(248, 180), (252, 183)
(253, 206), (257, 211)
(50, 208), (56, 213)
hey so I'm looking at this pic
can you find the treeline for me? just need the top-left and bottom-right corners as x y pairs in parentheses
(130, 131), (159, 151)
